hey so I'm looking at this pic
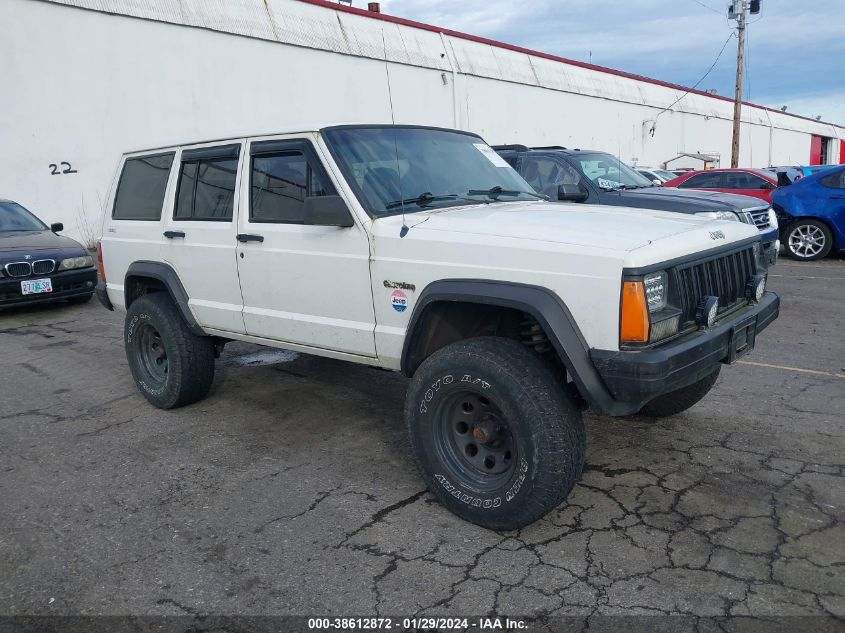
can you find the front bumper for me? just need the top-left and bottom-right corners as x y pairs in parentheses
(590, 291), (779, 405)
(0, 268), (97, 308)
(760, 226), (779, 266)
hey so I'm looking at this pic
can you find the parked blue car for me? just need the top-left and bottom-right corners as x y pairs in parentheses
(771, 165), (845, 260)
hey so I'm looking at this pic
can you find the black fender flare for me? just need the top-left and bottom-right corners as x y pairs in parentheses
(124, 261), (205, 336)
(400, 279), (634, 416)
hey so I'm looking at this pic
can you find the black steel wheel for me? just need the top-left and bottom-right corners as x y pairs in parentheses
(124, 293), (215, 409)
(435, 390), (519, 492)
(134, 322), (169, 386)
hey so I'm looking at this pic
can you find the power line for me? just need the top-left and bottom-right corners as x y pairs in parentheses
(654, 31), (736, 121)
(687, 0), (724, 15)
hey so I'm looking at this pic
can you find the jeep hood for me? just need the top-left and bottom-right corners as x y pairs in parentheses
(602, 187), (769, 212)
(400, 201), (757, 252)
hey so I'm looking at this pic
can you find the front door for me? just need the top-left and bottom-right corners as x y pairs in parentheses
(161, 142), (246, 333)
(235, 135), (376, 357)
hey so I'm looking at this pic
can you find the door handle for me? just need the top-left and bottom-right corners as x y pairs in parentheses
(163, 230), (186, 239)
(236, 234), (264, 243)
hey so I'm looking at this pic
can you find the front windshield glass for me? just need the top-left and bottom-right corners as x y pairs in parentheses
(323, 127), (539, 217)
(576, 153), (654, 190)
(654, 169), (676, 181)
(0, 201), (48, 231)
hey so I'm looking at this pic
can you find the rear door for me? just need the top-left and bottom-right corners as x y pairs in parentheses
(234, 134), (376, 357)
(160, 142), (246, 333)
(722, 171), (774, 203)
(103, 151), (176, 308)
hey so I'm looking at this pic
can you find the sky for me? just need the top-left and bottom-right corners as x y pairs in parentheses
(376, 0), (845, 126)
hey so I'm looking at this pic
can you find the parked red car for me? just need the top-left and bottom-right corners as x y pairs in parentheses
(663, 168), (778, 204)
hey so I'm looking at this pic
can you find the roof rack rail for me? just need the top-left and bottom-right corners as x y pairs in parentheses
(531, 145), (568, 150)
(490, 144), (529, 152)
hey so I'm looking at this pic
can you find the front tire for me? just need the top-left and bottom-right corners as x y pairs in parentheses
(785, 219), (833, 261)
(638, 366), (721, 418)
(124, 293), (215, 409)
(406, 337), (585, 531)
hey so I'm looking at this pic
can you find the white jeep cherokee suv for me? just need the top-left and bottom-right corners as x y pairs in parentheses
(97, 125), (779, 530)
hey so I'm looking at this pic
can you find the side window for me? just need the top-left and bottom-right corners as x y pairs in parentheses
(249, 141), (336, 224)
(819, 171), (845, 189)
(521, 157), (580, 198)
(724, 172), (769, 189)
(679, 172), (722, 189)
(174, 145), (240, 221)
(112, 153), (174, 220)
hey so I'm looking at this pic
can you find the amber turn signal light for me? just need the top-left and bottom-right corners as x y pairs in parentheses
(96, 240), (106, 282)
(620, 281), (649, 343)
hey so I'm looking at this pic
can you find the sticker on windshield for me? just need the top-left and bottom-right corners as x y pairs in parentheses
(597, 177), (624, 189)
(474, 144), (511, 168)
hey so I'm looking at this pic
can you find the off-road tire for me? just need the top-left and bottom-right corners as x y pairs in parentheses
(124, 293), (215, 409)
(785, 219), (833, 261)
(406, 337), (585, 530)
(638, 365), (721, 418)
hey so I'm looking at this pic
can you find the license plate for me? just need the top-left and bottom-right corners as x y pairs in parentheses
(724, 315), (757, 364)
(21, 278), (53, 295)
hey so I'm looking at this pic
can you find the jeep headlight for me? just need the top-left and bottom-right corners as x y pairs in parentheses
(643, 271), (667, 313)
(767, 208), (778, 230)
(58, 255), (94, 271)
(695, 211), (739, 222)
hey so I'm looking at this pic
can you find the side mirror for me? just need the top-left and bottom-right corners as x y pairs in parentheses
(50, 222), (64, 233)
(558, 184), (589, 203)
(303, 195), (354, 227)
(762, 181), (776, 190)
(652, 179), (663, 187)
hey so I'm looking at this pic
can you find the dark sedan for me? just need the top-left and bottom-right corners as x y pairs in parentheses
(0, 200), (97, 308)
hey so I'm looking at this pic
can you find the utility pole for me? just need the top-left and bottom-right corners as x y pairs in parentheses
(730, 0), (747, 168)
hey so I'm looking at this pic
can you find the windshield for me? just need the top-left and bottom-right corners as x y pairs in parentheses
(323, 127), (539, 217)
(0, 201), (48, 232)
(576, 153), (654, 190)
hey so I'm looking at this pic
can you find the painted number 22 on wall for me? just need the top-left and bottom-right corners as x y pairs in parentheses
(49, 162), (78, 175)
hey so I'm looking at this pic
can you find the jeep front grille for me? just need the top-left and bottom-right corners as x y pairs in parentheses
(672, 246), (756, 325)
(5, 262), (32, 277)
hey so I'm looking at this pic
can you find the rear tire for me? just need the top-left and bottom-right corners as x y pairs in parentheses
(639, 366), (721, 418)
(406, 337), (585, 531)
(785, 219), (833, 261)
(124, 293), (215, 409)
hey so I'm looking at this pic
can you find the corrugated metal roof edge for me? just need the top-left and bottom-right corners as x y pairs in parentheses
(301, 0), (843, 131)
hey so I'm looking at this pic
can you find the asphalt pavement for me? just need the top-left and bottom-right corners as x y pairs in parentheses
(1, 257), (843, 626)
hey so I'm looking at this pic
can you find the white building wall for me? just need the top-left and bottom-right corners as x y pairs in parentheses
(1, 0), (842, 242)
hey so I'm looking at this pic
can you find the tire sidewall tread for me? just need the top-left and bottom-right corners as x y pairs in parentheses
(406, 337), (585, 531)
(124, 293), (214, 409)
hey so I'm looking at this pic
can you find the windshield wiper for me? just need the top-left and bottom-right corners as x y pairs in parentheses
(467, 186), (546, 200)
(385, 192), (469, 210)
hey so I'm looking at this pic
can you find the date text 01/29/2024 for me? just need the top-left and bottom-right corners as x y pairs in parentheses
(307, 617), (528, 630)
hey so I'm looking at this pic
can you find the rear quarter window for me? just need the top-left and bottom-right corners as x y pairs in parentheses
(112, 153), (175, 220)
